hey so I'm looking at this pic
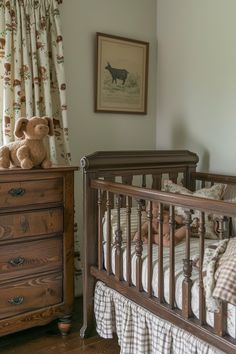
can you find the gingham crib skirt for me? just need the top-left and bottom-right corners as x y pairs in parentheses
(94, 281), (223, 354)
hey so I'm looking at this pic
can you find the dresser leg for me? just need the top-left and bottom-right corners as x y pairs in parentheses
(58, 314), (72, 336)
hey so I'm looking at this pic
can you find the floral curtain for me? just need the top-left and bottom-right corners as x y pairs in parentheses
(0, 0), (71, 164)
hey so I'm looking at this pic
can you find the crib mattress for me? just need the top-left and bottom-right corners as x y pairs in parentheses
(103, 238), (236, 339)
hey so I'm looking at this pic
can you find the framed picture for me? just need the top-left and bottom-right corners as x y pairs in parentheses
(95, 32), (149, 114)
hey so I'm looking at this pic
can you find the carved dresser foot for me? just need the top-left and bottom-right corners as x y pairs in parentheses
(58, 315), (72, 336)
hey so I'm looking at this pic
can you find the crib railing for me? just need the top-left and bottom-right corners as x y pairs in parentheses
(90, 178), (236, 353)
(80, 150), (236, 352)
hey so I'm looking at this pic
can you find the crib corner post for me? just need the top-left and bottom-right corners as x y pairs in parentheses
(80, 170), (98, 338)
(186, 166), (197, 192)
(80, 288), (96, 338)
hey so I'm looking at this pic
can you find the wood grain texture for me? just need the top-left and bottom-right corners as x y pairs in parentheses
(62, 171), (76, 316)
(0, 297), (120, 354)
(0, 304), (64, 336)
(0, 208), (63, 241)
(0, 178), (63, 208)
(0, 166), (78, 338)
(0, 237), (63, 281)
(0, 272), (62, 319)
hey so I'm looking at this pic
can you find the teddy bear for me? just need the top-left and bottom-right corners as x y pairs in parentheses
(0, 116), (54, 169)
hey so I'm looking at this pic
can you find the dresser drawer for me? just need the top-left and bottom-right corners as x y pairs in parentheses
(0, 272), (62, 319)
(0, 178), (63, 209)
(0, 208), (63, 241)
(0, 237), (63, 282)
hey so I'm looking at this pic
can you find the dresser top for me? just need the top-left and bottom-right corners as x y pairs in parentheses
(0, 165), (78, 175)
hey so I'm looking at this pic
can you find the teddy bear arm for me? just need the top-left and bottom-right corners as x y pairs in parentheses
(41, 157), (52, 169)
(17, 145), (30, 160)
(0, 146), (10, 168)
(17, 146), (33, 169)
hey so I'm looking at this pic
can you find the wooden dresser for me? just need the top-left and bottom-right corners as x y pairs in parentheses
(0, 166), (77, 337)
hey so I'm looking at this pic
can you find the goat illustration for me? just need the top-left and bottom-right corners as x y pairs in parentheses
(105, 62), (128, 85)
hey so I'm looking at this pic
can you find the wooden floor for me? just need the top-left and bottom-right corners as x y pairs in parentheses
(0, 297), (120, 354)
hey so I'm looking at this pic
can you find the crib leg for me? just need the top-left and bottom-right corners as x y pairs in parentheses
(80, 273), (96, 338)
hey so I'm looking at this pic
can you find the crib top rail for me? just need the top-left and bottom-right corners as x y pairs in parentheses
(192, 171), (236, 185)
(91, 178), (236, 218)
(80, 150), (199, 173)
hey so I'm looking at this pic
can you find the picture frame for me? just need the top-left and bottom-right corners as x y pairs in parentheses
(95, 32), (149, 114)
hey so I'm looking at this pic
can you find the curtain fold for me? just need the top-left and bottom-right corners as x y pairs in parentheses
(0, 0), (70, 164)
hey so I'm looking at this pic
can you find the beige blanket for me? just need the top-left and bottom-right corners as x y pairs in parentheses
(203, 237), (236, 312)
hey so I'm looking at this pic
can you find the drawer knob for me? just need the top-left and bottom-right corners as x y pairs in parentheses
(8, 296), (24, 305)
(9, 256), (25, 266)
(8, 188), (26, 197)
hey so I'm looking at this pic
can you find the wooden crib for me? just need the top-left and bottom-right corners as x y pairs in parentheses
(80, 150), (236, 353)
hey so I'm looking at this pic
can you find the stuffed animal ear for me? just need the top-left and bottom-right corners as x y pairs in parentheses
(43, 116), (54, 136)
(14, 118), (28, 138)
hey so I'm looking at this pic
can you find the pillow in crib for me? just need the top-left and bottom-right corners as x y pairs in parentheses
(163, 180), (227, 239)
(102, 207), (147, 242)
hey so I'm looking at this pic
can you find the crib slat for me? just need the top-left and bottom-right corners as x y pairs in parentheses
(158, 203), (164, 302)
(169, 172), (178, 184)
(184, 212), (191, 260)
(135, 200), (143, 292)
(199, 211), (206, 325)
(217, 216), (224, 240)
(122, 175), (133, 185)
(140, 175), (147, 208)
(126, 196), (132, 286)
(142, 175), (146, 188)
(147, 201), (153, 297)
(115, 194), (123, 281)
(98, 189), (103, 270)
(169, 205), (175, 309)
(152, 173), (162, 190)
(106, 191), (112, 275)
(121, 176), (133, 207)
(214, 302), (227, 336)
(182, 211), (193, 319)
(104, 176), (115, 209)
